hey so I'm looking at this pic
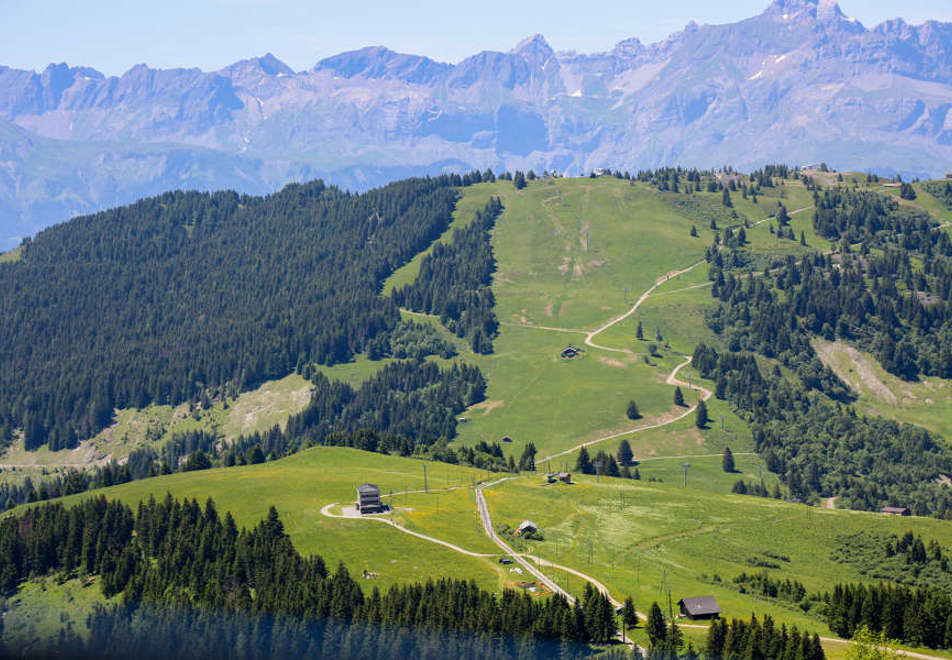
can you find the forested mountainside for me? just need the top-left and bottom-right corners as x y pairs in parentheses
(0, 175), (487, 451)
(700, 174), (952, 515)
(4, 0), (952, 247)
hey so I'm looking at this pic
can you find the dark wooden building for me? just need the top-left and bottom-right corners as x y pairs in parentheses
(560, 346), (579, 359)
(678, 596), (721, 620)
(356, 483), (384, 514)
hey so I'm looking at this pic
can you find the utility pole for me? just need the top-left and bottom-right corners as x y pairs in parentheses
(720, 415), (725, 432)
(682, 462), (690, 488)
(423, 464), (428, 493)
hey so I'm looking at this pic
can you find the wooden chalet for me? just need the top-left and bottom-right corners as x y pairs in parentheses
(356, 483), (384, 514)
(678, 596), (721, 620)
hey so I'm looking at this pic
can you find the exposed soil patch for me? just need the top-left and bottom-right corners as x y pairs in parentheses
(814, 339), (897, 404)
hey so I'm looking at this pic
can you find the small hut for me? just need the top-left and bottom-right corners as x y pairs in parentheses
(561, 346), (580, 359)
(515, 520), (538, 536)
(678, 596), (721, 620)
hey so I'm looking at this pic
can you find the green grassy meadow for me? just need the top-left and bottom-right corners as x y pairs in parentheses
(482, 474), (952, 641)
(47, 447), (507, 592)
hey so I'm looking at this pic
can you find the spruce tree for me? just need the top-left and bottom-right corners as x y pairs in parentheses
(636, 321), (644, 340)
(622, 597), (638, 630)
(647, 602), (666, 647)
(626, 400), (641, 420)
(575, 447), (594, 475)
(722, 447), (735, 473)
(513, 171), (526, 190)
(722, 188), (732, 208)
(617, 439), (634, 466)
(695, 400), (708, 429)
(674, 386), (685, 407)
(690, 225), (698, 237)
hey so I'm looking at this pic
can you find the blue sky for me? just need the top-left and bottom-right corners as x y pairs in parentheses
(2, 0), (951, 75)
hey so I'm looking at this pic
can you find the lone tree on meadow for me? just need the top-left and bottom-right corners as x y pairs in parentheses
(513, 170), (526, 190)
(674, 386), (685, 407)
(617, 438), (634, 466)
(695, 399), (709, 428)
(626, 400), (641, 420)
(636, 321), (644, 340)
(722, 447), (735, 473)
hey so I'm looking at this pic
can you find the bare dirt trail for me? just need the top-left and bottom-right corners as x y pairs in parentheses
(584, 262), (706, 353)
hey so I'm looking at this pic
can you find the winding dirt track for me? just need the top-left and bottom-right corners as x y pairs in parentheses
(319, 199), (947, 658)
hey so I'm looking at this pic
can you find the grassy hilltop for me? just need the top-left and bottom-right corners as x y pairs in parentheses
(7, 170), (952, 657)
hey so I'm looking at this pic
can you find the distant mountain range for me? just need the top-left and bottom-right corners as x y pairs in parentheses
(3, 0), (952, 249)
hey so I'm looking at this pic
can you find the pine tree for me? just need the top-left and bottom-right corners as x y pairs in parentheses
(513, 171), (527, 190)
(647, 602), (667, 647)
(617, 439), (634, 466)
(622, 597), (638, 630)
(695, 400), (708, 429)
(690, 225), (698, 237)
(626, 400), (641, 420)
(674, 386), (685, 407)
(722, 188), (733, 208)
(575, 447), (594, 475)
(636, 321), (644, 340)
(722, 447), (735, 473)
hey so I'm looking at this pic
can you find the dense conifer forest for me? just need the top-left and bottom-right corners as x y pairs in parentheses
(392, 197), (503, 353)
(0, 175), (482, 451)
(0, 496), (614, 659)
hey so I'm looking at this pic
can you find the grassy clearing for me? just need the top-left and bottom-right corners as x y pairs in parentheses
(814, 338), (952, 443)
(1, 576), (110, 650)
(382, 189), (491, 296)
(483, 474), (952, 644)
(43, 447), (507, 592)
(0, 374), (314, 484)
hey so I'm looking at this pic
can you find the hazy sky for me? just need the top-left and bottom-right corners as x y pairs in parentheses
(2, 0), (951, 75)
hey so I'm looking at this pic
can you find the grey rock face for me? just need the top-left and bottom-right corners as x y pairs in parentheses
(2, 0), (952, 249)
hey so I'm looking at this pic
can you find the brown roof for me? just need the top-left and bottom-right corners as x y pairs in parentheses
(679, 596), (721, 616)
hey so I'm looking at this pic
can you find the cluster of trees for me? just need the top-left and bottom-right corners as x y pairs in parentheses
(574, 444), (641, 480)
(705, 614), (825, 660)
(830, 531), (951, 591)
(371, 320), (456, 361)
(692, 343), (952, 516)
(826, 583), (952, 649)
(392, 198), (503, 353)
(0, 175), (484, 451)
(0, 496), (624, 659)
(732, 571), (808, 604)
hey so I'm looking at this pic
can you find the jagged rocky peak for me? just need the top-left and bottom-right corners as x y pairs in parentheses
(511, 34), (555, 67)
(762, 0), (863, 30)
(313, 46), (451, 84)
(225, 53), (294, 78)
